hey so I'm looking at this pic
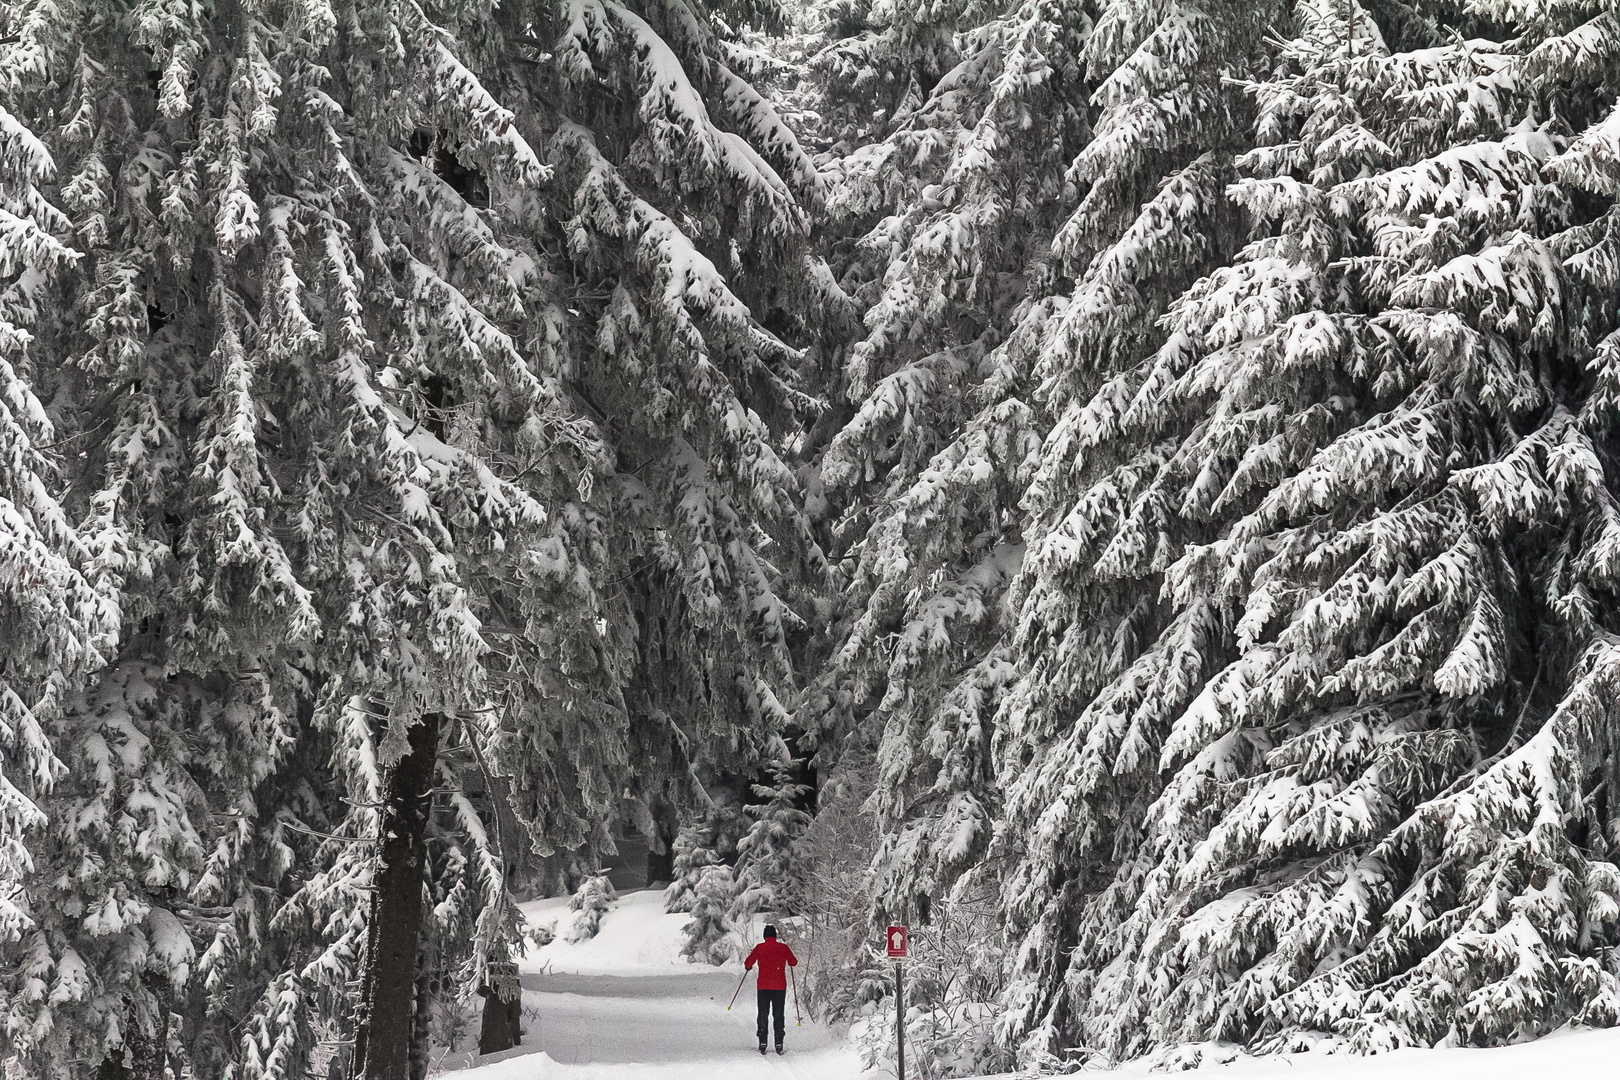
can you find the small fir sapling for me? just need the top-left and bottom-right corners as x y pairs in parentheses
(664, 823), (722, 915)
(681, 865), (741, 966)
(565, 875), (618, 944)
(732, 759), (813, 921)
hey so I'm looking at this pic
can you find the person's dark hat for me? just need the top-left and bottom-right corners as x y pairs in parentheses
(763, 924), (777, 938)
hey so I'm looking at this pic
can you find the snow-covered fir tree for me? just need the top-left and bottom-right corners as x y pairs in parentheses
(664, 789), (749, 913)
(681, 863), (741, 964)
(0, 83), (120, 1071)
(992, 0), (1620, 1066)
(811, 0), (1092, 928)
(732, 756), (813, 919)
(508, 0), (839, 886)
(793, 0), (1286, 1069)
(0, 67), (117, 939)
(565, 874), (618, 943)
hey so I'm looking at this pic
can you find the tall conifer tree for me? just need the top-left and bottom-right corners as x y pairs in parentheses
(993, 0), (1620, 1063)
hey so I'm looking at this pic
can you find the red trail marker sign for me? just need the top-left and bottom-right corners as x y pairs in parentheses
(887, 925), (909, 1078)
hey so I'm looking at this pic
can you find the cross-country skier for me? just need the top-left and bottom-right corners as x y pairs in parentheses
(743, 925), (798, 1055)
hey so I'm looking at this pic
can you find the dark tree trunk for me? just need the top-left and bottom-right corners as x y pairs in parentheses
(476, 961), (524, 1056)
(354, 712), (440, 1080)
(408, 951), (433, 1080)
(98, 975), (170, 1080)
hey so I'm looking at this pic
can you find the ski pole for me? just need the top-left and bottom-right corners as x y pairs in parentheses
(791, 964), (802, 1026)
(726, 968), (748, 1011)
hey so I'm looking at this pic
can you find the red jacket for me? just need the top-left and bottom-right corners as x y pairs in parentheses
(744, 938), (798, 990)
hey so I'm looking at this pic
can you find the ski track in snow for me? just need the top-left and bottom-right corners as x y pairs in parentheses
(435, 889), (857, 1080)
(435, 889), (1620, 1080)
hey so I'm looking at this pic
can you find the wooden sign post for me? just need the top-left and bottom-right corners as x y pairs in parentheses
(887, 926), (908, 1079)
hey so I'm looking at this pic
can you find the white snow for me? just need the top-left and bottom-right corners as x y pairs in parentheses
(518, 886), (701, 976)
(1081, 1030), (1620, 1080)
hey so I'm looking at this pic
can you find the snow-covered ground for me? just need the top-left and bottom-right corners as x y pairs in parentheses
(1094, 1028), (1620, 1080)
(436, 891), (1620, 1080)
(435, 889), (856, 1079)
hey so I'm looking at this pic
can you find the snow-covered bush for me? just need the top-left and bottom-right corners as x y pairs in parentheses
(565, 876), (618, 944)
(856, 1002), (1003, 1080)
(525, 918), (557, 951)
(851, 882), (1007, 1078)
(681, 865), (741, 965)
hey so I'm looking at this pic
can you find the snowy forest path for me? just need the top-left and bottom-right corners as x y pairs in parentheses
(517, 969), (842, 1072)
(439, 890), (862, 1080)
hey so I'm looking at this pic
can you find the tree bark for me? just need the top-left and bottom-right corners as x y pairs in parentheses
(476, 961), (524, 1056)
(354, 712), (440, 1080)
(408, 952), (433, 1080)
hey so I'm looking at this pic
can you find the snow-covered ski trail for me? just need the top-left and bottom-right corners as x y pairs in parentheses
(438, 889), (861, 1080)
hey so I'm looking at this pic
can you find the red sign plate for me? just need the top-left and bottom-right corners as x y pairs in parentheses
(886, 925), (908, 959)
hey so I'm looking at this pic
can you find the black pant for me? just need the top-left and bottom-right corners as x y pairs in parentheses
(756, 988), (786, 1044)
